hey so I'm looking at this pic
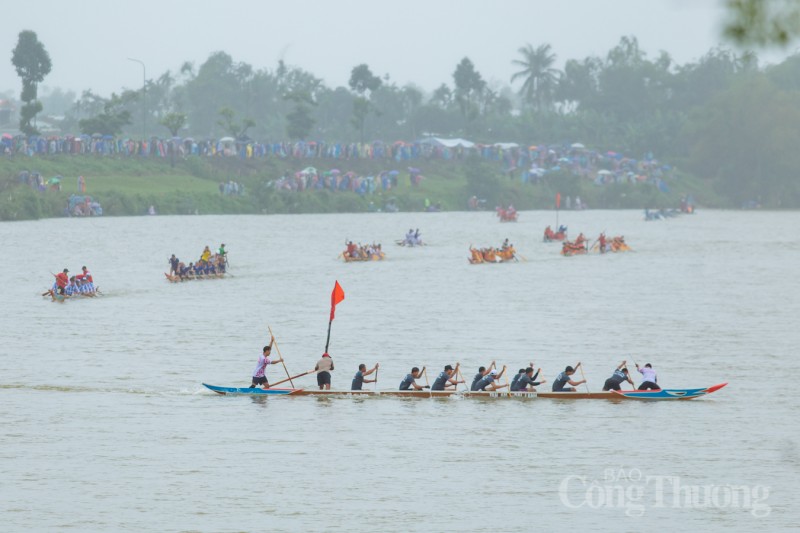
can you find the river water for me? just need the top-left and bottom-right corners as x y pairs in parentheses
(1, 210), (798, 532)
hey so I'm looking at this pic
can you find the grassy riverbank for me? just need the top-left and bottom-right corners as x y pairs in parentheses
(0, 155), (717, 220)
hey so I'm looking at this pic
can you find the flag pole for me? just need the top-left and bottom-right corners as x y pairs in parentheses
(326, 280), (345, 353)
(556, 192), (560, 229)
(324, 319), (333, 353)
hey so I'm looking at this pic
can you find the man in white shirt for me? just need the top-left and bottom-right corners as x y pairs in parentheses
(636, 363), (659, 390)
(249, 337), (283, 389)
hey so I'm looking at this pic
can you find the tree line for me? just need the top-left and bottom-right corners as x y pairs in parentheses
(9, 29), (800, 206)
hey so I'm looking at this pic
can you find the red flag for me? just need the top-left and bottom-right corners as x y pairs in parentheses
(330, 280), (345, 321)
(556, 192), (561, 209)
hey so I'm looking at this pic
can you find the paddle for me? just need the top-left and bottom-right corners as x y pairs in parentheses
(268, 326), (294, 388)
(374, 366), (379, 391)
(268, 369), (318, 389)
(627, 358), (638, 389)
(450, 362), (461, 391)
(422, 366), (429, 388)
(579, 363), (590, 393)
(456, 367), (470, 392)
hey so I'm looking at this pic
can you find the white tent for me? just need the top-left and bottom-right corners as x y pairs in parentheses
(419, 137), (475, 149)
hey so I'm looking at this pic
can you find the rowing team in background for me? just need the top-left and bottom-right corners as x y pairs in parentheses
(343, 241), (384, 260)
(48, 266), (97, 299)
(469, 238), (517, 263)
(562, 233), (630, 256)
(249, 347), (660, 392)
(543, 225), (568, 242)
(399, 228), (423, 246)
(167, 244), (227, 281)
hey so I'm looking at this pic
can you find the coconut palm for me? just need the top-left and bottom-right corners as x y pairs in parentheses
(511, 43), (560, 112)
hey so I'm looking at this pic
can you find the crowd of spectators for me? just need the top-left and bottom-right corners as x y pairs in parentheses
(2, 135), (674, 191)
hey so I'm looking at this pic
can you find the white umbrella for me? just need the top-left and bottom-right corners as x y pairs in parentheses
(571, 142), (585, 149)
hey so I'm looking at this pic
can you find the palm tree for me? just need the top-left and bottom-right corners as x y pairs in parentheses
(511, 43), (560, 112)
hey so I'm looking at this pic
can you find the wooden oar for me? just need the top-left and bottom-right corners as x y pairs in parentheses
(374, 366), (379, 392)
(423, 366), (429, 388)
(268, 326), (294, 388)
(451, 362), (460, 391)
(457, 368), (468, 391)
(579, 363), (590, 393)
(627, 358), (638, 389)
(268, 369), (318, 389)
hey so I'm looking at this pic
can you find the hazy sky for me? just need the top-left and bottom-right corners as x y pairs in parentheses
(1, 0), (788, 98)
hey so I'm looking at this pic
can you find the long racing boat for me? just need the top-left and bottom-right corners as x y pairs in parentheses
(203, 383), (727, 400)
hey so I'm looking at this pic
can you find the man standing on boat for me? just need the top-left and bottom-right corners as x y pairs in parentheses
(200, 246), (211, 263)
(168, 255), (179, 276)
(352, 363), (379, 390)
(53, 268), (69, 295)
(315, 353), (334, 390)
(471, 361), (495, 389)
(511, 366), (545, 392)
(399, 367), (428, 390)
(602, 361), (634, 391)
(552, 363), (586, 392)
(636, 363), (660, 390)
(249, 337), (283, 389)
(430, 364), (464, 391)
(472, 366), (507, 391)
(218, 244), (227, 267)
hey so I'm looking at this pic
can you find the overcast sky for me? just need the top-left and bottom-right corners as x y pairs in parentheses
(1, 0), (790, 98)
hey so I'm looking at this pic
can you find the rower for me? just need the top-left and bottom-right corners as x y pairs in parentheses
(552, 363), (586, 392)
(399, 367), (428, 390)
(511, 366), (545, 392)
(78, 265), (93, 283)
(602, 361), (634, 391)
(430, 364), (463, 391)
(636, 363), (660, 390)
(473, 366), (507, 391)
(510, 368), (526, 391)
(64, 276), (78, 297)
(471, 361), (495, 390)
(315, 353), (334, 390)
(352, 363), (379, 390)
(249, 337), (283, 389)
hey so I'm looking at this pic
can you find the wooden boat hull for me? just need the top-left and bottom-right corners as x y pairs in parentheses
(43, 289), (98, 302)
(342, 252), (386, 262)
(165, 272), (226, 282)
(204, 385), (627, 400)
